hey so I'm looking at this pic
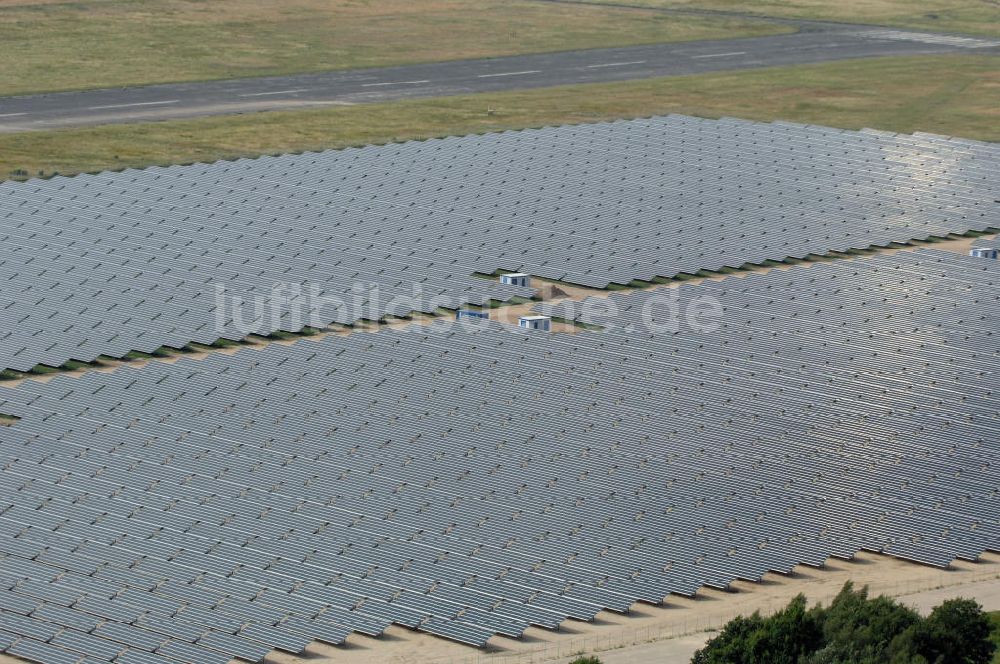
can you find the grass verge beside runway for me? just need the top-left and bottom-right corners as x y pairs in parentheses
(1, 54), (998, 181)
(0, 0), (786, 95)
(574, 0), (1000, 38)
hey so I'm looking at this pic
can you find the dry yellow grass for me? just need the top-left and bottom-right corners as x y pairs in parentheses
(0, 0), (786, 95)
(1, 54), (997, 182)
(578, 0), (1000, 37)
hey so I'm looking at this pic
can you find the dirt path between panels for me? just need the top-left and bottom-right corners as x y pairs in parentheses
(1, 233), (989, 392)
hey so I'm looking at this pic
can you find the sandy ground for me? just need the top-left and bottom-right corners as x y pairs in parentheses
(558, 576), (1000, 664)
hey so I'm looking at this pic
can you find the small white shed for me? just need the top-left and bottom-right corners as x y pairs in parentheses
(518, 315), (551, 331)
(500, 273), (531, 288)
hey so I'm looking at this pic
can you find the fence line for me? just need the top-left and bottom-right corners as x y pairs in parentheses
(409, 565), (1000, 664)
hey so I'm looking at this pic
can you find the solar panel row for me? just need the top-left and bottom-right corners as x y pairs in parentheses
(1, 115), (997, 373)
(0, 248), (997, 662)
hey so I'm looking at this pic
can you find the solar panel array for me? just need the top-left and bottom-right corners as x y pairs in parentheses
(1, 248), (998, 662)
(2, 115), (999, 373)
(971, 240), (1000, 252)
(535, 247), (1000, 338)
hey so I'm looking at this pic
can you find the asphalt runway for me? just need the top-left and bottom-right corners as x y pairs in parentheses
(0, 24), (995, 132)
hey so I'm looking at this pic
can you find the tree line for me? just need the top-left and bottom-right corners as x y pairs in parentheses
(694, 582), (997, 664)
(569, 582), (998, 664)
